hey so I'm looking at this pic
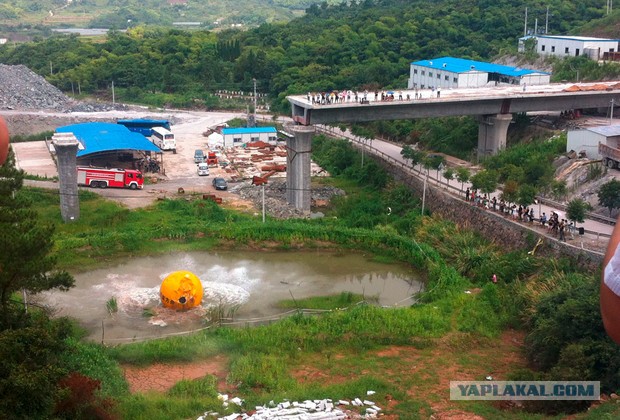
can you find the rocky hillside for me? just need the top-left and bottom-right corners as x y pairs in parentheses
(0, 64), (126, 113)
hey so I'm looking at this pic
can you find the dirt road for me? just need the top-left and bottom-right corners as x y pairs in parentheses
(8, 108), (263, 209)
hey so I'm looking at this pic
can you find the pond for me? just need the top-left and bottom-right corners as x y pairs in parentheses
(40, 251), (423, 343)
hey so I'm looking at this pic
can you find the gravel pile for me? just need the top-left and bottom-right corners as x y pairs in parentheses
(232, 180), (345, 219)
(0, 64), (128, 112)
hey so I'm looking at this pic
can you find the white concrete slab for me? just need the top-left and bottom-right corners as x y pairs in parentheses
(11, 140), (57, 178)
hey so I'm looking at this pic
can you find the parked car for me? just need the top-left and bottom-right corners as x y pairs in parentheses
(212, 177), (227, 190)
(197, 162), (210, 176)
(194, 149), (205, 163)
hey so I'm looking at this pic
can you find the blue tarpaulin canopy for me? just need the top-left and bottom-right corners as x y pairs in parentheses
(56, 122), (161, 157)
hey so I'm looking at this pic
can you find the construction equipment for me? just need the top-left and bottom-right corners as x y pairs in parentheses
(206, 151), (218, 166)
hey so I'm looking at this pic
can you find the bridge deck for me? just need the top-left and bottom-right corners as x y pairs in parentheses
(288, 81), (620, 125)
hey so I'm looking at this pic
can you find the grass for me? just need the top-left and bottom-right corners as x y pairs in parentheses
(106, 297), (118, 314)
(19, 137), (611, 419)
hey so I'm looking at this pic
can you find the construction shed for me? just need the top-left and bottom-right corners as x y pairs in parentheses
(221, 127), (278, 148)
(567, 125), (620, 159)
(408, 57), (550, 89)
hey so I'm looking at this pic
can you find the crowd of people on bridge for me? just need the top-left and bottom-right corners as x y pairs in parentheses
(464, 188), (575, 242)
(307, 87), (444, 105)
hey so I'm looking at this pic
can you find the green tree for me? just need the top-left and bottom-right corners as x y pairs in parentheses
(598, 179), (620, 216)
(0, 316), (73, 419)
(501, 180), (519, 204)
(550, 179), (568, 201)
(470, 169), (498, 195)
(517, 184), (537, 207)
(455, 167), (470, 191)
(422, 154), (444, 178)
(400, 145), (425, 171)
(566, 198), (593, 228)
(0, 154), (74, 325)
(443, 167), (455, 186)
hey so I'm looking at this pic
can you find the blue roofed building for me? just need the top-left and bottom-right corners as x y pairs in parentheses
(221, 126), (278, 148)
(55, 122), (161, 158)
(408, 57), (550, 90)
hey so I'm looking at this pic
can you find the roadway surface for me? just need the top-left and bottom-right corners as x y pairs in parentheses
(288, 81), (620, 125)
(316, 124), (614, 254)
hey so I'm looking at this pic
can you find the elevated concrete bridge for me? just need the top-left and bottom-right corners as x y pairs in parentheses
(287, 82), (620, 156)
(283, 82), (620, 211)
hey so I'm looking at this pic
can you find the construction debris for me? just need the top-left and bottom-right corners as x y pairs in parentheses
(231, 180), (345, 219)
(197, 393), (383, 419)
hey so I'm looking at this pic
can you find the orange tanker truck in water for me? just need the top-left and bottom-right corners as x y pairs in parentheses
(77, 167), (144, 189)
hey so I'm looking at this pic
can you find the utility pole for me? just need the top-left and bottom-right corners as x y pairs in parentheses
(111, 80), (115, 104)
(611, 99), (615, 125)
(524, 7), (528, 36)
(262, 184), (265, 223)
(421, 171), (428, 215)
(50, 61), (53, 75)
(253, 78), (257, 123)
(545, 6), (549, 34)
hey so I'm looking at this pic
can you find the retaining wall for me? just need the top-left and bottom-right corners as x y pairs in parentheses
(376, 157), (604, 271)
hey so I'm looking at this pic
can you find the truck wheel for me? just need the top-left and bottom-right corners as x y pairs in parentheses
(99, 182), (107, 189)
(129, 183), (138, 190)
(608, 158), (616, 169)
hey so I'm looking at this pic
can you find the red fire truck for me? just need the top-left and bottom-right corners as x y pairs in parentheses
(77, 167), (144, 189)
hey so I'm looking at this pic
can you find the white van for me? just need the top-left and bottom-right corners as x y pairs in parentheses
(197, 162), (210, 176)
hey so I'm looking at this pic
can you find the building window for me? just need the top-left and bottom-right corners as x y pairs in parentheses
(233, 137), (242, 143)
(437, 73), (441, 79)
(421, 70), (425, 76)
(611, 48), (615, 53)
(453, 77), (458, 83)
(541, 45), (545, 51)
(429, 72), (433, 77)
(250, 136), (260, 142)
(268, 136), (277, 142)
(565, 47), (569, 53)
(414, 69), (418, 74)
(445, 75), (449, 81)
(551, 46), (555, 52)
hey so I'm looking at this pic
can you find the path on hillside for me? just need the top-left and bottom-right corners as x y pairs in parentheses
(317, 125), (614, 254)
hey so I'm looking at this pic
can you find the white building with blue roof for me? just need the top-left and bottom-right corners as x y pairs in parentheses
(221, 126), (278, 148)
(408, 57), (550, 90)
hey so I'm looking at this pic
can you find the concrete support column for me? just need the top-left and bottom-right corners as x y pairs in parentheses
(285, 124), (314, 212)
(52, 132), (80, 222)
(477, 113), (513, 157)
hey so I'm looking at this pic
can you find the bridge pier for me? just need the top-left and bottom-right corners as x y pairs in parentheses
(52, 132), (80, 222)
(285, 124), (314, 212)
(477, 113), (512, 157)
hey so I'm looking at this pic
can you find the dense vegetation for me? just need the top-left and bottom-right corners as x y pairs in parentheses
(0, 0), (614, 111)
(0, 0), (326, 31)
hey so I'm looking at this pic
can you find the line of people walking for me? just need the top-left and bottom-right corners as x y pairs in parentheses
(465, 188), (574, 242)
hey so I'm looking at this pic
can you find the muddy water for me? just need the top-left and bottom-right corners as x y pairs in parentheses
(41, 251), (423, 343)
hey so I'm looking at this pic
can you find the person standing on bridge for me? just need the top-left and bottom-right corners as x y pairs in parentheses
(437, 87), (441, 98)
